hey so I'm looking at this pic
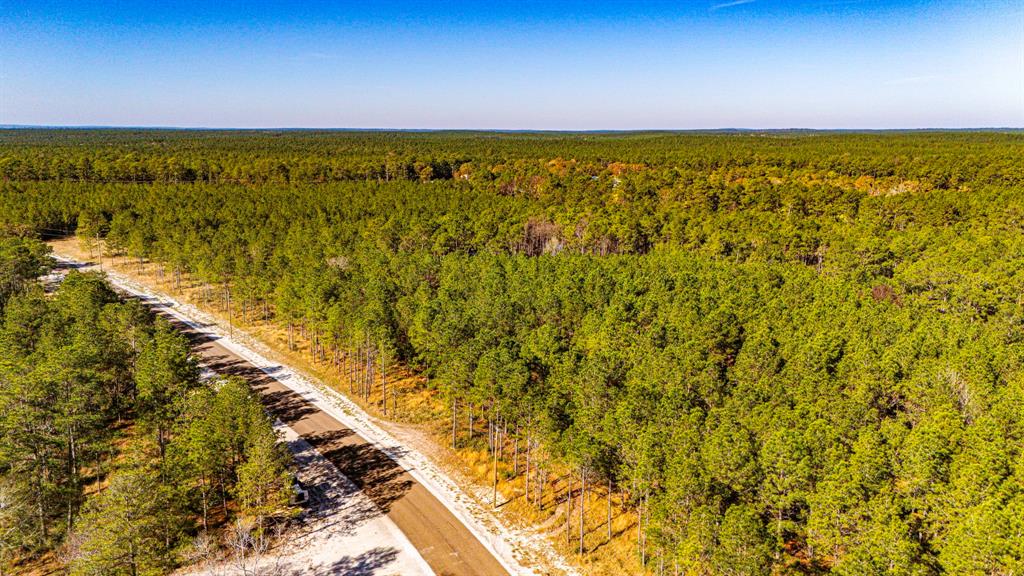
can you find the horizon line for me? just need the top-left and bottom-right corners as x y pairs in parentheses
(2, 124), (1023, 133)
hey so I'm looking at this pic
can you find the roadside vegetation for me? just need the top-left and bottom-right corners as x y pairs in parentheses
(2, 129), (1024, 574)
(0, 235), (294, 574)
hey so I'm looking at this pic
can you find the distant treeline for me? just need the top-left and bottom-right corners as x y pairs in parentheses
(1, 129), (1021, 188)
(2, 130), (1023, 574)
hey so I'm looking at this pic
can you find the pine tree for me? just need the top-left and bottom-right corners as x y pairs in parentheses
(234, 426), (293, 530)
(67, 467), (180, 576)
(134, 317), (199, 458)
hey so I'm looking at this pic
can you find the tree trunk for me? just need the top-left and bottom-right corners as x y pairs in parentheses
(525, 434), (531, 502)
(381, 350), (387, 415)
(513, 428), (519, 477)
(66, 421), (78, 535)
(225, 286), (232, 335)
(355, 347), (361, 394)
(538, 466), (544, 510)
(492, 431), (499, 508)
(451, 398), (457, 448)
(641, 493), (648, 566)
(607, 479), (613, 541)
(367, 349), (372, 400)
(566, 477), (572, 545)
(579, 469), (586, 555)
(357, 347), (362, 395)
(201, 478), (209, 531)
(637, 489), (643, 563)
(501, 419), (507, 460)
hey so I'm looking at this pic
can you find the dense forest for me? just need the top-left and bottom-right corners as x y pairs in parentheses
(2, 129), (1023, 574)
(0, 235), (294, 573)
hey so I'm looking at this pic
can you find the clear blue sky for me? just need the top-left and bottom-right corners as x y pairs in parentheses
(2, 0), (1021, 129)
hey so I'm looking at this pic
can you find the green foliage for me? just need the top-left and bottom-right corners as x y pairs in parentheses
(0, 246), (291, 572)
(3, 129), (1024, 573)
(67, 467), (180, 576)
(712, 504), (773, 576)
(135, 317), (199, 454)
(0, 236), (50, 310)
(0, 475), (34, 568)
(0, 270), (128, 553)
(173, 376), (296, 532)
(234, 429), (294, 527)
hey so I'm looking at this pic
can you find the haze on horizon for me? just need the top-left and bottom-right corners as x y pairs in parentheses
(1, 0), (1022, 130)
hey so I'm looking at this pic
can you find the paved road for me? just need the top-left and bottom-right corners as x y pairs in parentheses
(160, 307), (511, 576)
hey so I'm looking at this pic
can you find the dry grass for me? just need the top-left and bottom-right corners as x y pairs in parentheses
(49, 237), (651, 576)
(10, 551), (64, 576)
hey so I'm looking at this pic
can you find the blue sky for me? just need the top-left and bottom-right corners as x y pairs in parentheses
(2, 1), (1022, 129)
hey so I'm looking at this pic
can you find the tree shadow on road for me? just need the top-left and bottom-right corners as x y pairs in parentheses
(195, 354), (319, 422)
(284, 546), (400, 575)
(258, 387), (318, 423)
(308, 429), (413, 515)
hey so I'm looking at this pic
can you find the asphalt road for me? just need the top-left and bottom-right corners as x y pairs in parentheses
(160, 308), (511, 576)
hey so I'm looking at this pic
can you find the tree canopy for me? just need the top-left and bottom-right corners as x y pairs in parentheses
(0, 232), (293, 572)
(2, 128), (1023, 573)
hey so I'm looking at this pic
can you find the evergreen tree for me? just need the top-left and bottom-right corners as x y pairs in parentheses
(134, 317), (199, 458)
(67, 467), (180, 576)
